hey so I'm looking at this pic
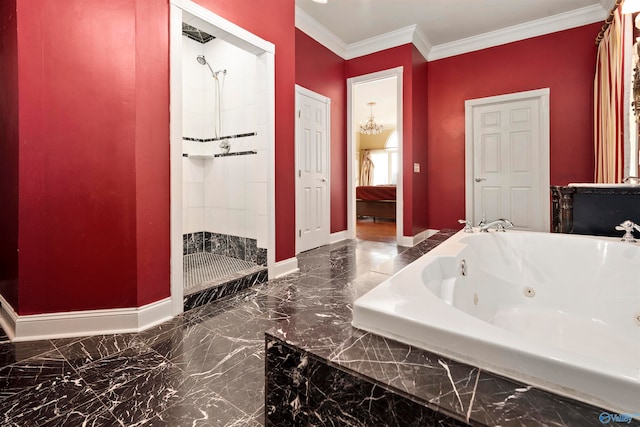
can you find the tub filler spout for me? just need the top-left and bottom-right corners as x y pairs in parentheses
(479, 218), (513, 232)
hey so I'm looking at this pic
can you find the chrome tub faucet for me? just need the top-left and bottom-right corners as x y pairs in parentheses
(479, 218), (514, 232)
(615, 220), (640, 243)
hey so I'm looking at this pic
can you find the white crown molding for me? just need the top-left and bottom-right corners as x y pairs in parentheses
(412, 27), (432, 62)
(428, 4), (608, 61)
(295, 6), (347, 58)
(345, 25), (417, 60)
(296, 4), (606, 63)
(600, 0), (616, 13)
(0, 294), (173, 342)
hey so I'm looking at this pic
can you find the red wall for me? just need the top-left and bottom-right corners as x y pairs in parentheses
(134, 0), (171, 306)
(427, 23), (599, 230)
(346, 44), (429, 237)
(411, 45), (429, 235)
(294, 29), (347, 233)
(195, 0), (296, 261)
(15, 0), (171, 314)
(0, 0), (19, 311)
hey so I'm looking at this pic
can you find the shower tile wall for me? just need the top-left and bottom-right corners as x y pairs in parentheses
(182, 27), (268, 254)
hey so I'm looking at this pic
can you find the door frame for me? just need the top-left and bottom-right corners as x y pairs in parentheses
(347, 67), (403, 242)
(169, 0), (276, 316)
(295, 85), (331, 254)
(464, 88), (551, 231)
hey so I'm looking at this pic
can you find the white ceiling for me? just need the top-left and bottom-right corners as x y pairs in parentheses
(354, 77), (397, 129)
(298, 0), (612, 128)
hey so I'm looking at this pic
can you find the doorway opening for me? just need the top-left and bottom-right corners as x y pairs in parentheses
(347, 68), (402, 244)
(170, 0), (275, 315)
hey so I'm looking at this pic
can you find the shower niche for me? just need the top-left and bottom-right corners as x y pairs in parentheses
(181, 20), (268, 311)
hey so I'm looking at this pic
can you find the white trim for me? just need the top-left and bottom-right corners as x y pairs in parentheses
(329, 230), (348, 244)
(295, 6), (347, 58)
(295, 85), (331, 254)
(600, 0), (616, 13)
(428, 5), (606, 61)
(397, 229), (438, 247)
(273, 257), (299, 278)
(345, 25), (416, 60)
(296, 4), (607, 62)
(0, 294), (172, 342)
(411, 27), (432, 64)
(347, 67), (403, 244)
(170, 1), (277, 310)
(169, 4), (184, 317)
(464, 88), (551, 232)
(265, 52), (277, 280)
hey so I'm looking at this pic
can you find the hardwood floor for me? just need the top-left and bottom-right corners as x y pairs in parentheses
(356, 217), (396, 243)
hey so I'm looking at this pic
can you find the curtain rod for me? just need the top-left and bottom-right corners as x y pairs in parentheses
(596, 0), (623, 45)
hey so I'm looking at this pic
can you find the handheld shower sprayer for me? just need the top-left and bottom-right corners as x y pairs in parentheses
(196, 55), (227, 79)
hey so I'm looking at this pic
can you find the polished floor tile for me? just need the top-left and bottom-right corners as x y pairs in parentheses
(0, 235), (424, 426)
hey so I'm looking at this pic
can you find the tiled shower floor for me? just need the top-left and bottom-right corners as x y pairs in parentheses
(183, 253), (258, 291)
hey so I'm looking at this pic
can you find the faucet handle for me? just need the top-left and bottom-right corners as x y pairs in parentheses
(458, 219), (473, 233)
(615, 220), (638, 243)
(477, 214), (486, 228)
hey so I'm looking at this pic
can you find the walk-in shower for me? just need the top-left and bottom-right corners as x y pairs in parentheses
(181, 20), (267, 311)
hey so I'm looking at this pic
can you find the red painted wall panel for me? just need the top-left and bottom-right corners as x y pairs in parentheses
(17, 0), (140, 314)
(294, 29), (347, 233)
(195, 0), (296, 262)
(411, 45), (429, 235)
(134, 0), (170, 306)
(0, 0), (19, 311)
(427, 24), (599, 230)
(346, 45), (416, 237)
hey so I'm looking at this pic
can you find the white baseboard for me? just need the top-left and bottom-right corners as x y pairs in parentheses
(271, 257), (299, 278)
(0, 294), (173, 342)
(397, 228), (439, 247)
(329, 230), (348, 244)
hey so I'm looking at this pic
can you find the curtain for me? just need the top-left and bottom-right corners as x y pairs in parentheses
(595, 7), (626, 183)
(360, 150), (374, 186)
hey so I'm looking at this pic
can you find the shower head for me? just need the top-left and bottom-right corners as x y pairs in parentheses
(197, 55), (217, 79)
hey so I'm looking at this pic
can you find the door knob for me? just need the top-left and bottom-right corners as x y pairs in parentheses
(475, 177), (486, 182)
(321, 178), (327, 182)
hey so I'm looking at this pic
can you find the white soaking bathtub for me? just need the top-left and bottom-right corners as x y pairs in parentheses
(352, 229), (640, 414)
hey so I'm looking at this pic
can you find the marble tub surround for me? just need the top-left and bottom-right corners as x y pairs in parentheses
(265, 231), (638, 427)
(0, 231), (622, 426)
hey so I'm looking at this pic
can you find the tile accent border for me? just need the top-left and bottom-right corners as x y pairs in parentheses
(0, 293), (172, 342)
(182, 132), (257, 142)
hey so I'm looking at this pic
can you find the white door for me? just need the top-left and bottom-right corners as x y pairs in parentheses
(296, 86), (330, 253)
(466, 89), (550, 231)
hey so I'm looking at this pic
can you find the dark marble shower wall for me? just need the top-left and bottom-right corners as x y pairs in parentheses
(183, 231), (267, 265)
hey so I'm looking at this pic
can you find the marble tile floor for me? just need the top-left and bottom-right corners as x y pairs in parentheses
(0, 234), (447, 426)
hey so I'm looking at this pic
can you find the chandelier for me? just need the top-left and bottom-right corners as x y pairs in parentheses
(360, 102), (383, 135)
